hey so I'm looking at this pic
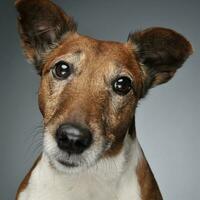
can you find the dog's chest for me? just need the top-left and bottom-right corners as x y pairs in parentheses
(19, 159), (141, 200)
(23, 175), (117, 200)
(19, 163), (141, 200)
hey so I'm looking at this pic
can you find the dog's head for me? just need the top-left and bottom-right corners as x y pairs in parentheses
(16, 0), (192, 172)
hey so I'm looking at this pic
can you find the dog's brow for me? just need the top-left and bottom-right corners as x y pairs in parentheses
(108, 62), (134, 78)
(43, 50), (84, 74)
(54, 50), (83, 64)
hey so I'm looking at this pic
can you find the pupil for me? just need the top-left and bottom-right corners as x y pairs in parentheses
(113, 76), (132, 95)
(54, 61), (71, 79)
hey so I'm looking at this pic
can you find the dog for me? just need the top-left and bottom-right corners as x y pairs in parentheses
(15, 0), (193, 199)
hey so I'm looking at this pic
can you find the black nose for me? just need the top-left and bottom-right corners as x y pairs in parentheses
(56, 123), (93, 154)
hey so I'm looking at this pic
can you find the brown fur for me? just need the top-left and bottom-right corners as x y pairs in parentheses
(136, 156), (163, 200)
(15, 0), (193, 199)
(16, 155), (42, 200)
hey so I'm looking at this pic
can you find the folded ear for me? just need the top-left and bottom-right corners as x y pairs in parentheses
(128, 27), (193, 94)
(15, 0), (77, 74)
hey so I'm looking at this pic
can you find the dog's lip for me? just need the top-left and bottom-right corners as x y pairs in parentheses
(57, 159), (79, 167)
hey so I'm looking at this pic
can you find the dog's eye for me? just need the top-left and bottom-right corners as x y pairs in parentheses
(52, 61), (72, 80)
(112, 76), (133, 95)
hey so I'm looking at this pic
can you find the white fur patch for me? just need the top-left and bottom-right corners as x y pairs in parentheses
(18, 135), (142, 200)
(43, 128), (107, 174)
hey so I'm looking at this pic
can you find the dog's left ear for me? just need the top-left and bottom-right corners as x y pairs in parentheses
(15, 0), (77, 74)
(128, 27), (193, 96)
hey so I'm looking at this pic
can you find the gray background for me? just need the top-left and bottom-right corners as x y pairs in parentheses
(0, 0), (199, 199)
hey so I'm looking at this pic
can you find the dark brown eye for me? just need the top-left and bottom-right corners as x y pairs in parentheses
(52, 61), (72, 80)
(112, 76), (133, 95)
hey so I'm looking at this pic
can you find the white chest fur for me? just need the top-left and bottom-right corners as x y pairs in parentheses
(18, 137), (142, 200)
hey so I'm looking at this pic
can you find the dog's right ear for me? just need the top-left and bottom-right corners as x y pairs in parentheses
(15, 0), (77, 75)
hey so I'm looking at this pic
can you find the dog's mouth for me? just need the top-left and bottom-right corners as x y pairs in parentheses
(57, 159), (79, 168)
(53, 139), (112, 170)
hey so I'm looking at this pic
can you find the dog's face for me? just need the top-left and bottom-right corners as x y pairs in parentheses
(39, 36), (143, 170)
(16, 0), (192, 172)
(39, 35), (142, 170)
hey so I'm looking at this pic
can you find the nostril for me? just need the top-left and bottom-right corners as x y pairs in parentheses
(56, 123), (93, 154)
(58, 135), (70, 145)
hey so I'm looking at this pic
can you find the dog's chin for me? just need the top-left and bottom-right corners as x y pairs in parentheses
(50, 158), (86, 174)
(44, 143), (105, 174)
(45, 152), (102, 174)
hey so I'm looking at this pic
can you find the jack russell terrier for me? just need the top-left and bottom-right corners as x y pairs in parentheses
(15, 0), (193, 199)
